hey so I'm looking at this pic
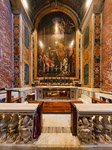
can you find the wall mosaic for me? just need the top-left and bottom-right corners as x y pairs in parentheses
(94, 14), (101, 88)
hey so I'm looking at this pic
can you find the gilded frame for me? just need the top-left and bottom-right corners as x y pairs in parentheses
(34, 5), (80, 81)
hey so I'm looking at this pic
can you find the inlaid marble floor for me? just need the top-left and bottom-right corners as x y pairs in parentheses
(36, 114), (112, 149)
(37, 114), (81, 147)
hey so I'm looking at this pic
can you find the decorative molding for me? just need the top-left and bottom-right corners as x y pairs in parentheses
(34, 2), (80, 29)
(34, 11), (80, 81)
(82, 16), (93, 87)
(10, 0), (33, 30)
(81, 1), (93, 33)
(13, 15), (21, 87)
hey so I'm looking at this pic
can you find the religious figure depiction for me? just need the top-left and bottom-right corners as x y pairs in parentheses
(37, 12), (76, 77)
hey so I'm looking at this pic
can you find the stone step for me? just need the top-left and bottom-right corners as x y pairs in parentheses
(42, 127), (71, 133)
(36, 133), (80, 147)
(42, 114), (71, 127)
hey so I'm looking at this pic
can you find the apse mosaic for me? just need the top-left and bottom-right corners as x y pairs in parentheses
(37, 12), (76, 77)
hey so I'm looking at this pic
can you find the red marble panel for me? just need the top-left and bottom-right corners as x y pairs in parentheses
(101, 0), (112, 92)
(13, 15), (21, 87)
(0, 0), (13, 88)
(94, 14), (101, 88)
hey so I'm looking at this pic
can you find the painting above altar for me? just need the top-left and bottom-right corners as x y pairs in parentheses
(37, 12), (76, 78)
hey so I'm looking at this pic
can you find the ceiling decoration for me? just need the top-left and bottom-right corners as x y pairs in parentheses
(22, 0), (87, 24)
(9, 0), (105, 28)
(93, 0), (105, 13)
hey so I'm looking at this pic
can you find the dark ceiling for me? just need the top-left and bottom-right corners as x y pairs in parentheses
(25, 0), (87, 23)
(10, 0), (105, 27)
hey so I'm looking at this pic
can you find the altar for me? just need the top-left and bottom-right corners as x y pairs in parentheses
(34, 86), (78, 101)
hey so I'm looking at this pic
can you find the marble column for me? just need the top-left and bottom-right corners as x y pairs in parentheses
(13, 15), (21, 87)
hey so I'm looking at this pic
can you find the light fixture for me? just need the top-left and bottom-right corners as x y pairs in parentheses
(69, 40), (74, 48)
(55, 23), (59, 34)
(21, 0), (28, 9)
(55, 41), (58, 45)
(39, 40), (44, 49)
(86, 0), (92, 8)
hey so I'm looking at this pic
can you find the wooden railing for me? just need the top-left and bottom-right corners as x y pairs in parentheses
(28, 100), (83, 113)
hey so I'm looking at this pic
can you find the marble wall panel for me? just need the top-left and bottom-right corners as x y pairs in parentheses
(94, 14), (101, 88)
(0, 0), (13, 88)
(22, 18), (31, 87)
(82, 16), (93, 87)
(102, 0), (112, 92)
(13, 15), (21, 87)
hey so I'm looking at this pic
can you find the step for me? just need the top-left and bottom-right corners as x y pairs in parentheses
(42, 127), (71, 133)
(42, 102), (71, 113)
(36, 133), (80, 147)
(42, 114), (71, 127)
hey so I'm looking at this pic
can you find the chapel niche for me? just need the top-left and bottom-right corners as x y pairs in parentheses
(36, 12), (78, 79)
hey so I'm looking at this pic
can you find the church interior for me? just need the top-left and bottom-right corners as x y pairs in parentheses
(0, 0), (112, 149)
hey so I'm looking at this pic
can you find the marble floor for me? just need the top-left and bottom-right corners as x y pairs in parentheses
(36, 133), (112, 150)
(36, 114), (112, 149)
(0, 144), (112, 150)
